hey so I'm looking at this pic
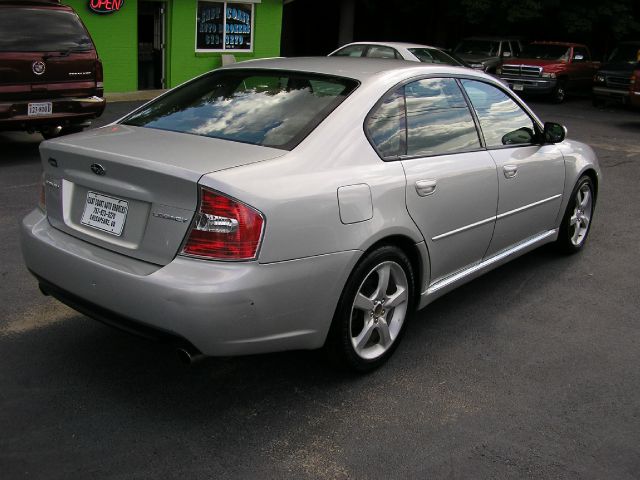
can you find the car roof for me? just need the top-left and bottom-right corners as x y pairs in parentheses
(222, 56), (479, 82)
(335, 41), (439, 50)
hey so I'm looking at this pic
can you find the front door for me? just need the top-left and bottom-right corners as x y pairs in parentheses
(460, 79), (565, 256)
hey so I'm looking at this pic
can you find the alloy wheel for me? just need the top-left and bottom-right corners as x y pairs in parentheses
(569, 182), (593, 246)
(349, 261), (409, 360)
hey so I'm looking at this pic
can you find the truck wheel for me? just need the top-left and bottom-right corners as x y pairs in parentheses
(552, 80), (567, 104)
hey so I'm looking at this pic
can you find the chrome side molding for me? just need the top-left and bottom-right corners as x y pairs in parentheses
(420, 229), (557, 307)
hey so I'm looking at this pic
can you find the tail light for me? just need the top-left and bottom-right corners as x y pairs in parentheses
(95, 59), (104, 92)
(181, 187), (264, 260)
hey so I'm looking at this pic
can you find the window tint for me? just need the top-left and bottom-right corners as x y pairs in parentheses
(405, 78), (480, 157)
(366, 46), (398, 59)
(123, 70), (358, 150)
(0, 8), (92, 52)
(332, 45), (366, 57)
(461, 80), (537, 148)
(366, 88), (405, 159)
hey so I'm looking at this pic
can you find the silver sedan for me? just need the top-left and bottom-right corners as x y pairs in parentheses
(21, 58), (600, 371)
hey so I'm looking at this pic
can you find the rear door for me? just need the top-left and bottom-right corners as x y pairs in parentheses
(365, 77), (497, 283)
(0, 5), (98, 100)
(460, 79), (565, 256)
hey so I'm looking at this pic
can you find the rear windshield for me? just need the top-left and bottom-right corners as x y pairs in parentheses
(408, 48), (463, 66)
(122, 70), (359, 150)
(0, 8), (93, 52)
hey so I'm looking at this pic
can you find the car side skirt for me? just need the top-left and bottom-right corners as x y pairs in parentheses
(418, 229), (558, 309)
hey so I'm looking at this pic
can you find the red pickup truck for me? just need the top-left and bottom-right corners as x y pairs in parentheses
(497, 41), (599, 103)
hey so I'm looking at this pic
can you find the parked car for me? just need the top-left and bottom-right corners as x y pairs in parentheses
(592, 41), (640, 106)
(497, 41), (598, 102)
(329, 41), (469, 67)
(453, 36), (524, 73)
(631, 66), (640, 108)
(0, 0), (105, 138)
(22, 58), (600, 371)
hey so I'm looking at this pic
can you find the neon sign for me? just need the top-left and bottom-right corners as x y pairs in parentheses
(89, 0), (124, 14)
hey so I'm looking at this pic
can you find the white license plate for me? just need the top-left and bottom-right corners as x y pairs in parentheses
(27, 102), (53, 116)
(80, 191), (129, 236)
(512, 84), (524, 91)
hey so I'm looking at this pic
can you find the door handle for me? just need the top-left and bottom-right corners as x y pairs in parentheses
(415, 179), (437, 196)
(503, 165), (518, 179)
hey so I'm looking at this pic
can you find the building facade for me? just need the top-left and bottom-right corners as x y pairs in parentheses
(66, 0), (283, 92)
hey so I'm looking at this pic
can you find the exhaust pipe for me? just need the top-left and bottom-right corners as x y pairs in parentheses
(177, 347), (205, 365)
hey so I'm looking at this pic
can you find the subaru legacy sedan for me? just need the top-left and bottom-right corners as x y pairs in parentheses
(21, 58), (600, 371)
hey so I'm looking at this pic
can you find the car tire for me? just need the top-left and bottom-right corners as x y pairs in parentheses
(325, 245), (415, 372)
(556, 175), (595, 254)
(552, 80), (567, 104)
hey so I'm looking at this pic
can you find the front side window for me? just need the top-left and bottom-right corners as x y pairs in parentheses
(0, 8), (92, 52)
(572, 47), (589, 62)
(123, 70), (358, 150)
(196, 1), (254, 52)
(405, 78), (480, 157)
(461, 80), (537, 148)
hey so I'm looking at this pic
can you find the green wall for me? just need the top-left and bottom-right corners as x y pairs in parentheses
(66, 0), (138, 92)
(67, 0), (283, 93)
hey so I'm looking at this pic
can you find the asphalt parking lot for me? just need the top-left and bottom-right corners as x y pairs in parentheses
(1, 97), (639, 479)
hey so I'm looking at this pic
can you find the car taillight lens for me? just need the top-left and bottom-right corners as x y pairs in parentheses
(181, 188), (264, 260)
(95, 59), (104, 91)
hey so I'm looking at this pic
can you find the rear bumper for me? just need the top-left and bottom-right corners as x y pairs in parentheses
(499, 75), (557, 95)
(0, 95), (105, 130)
(21, 209), (360, 356)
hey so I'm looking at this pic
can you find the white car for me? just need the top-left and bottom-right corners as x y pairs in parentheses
(329, 41), (471, 67)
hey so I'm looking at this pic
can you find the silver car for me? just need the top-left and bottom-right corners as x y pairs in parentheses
(21, 57), (600, 371)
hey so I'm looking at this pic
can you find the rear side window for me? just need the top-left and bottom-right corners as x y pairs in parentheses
(0, 8), (93, 52)
(365, 88), (405, 159)
(405, 78), (480, 157)
(123, 70), (359, 150)
(461, 79), (536, 147)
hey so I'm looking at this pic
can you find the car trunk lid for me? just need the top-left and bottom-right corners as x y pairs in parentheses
(41, 125), (286, 265)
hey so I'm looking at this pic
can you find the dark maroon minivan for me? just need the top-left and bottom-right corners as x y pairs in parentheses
(0, 0), (105, 138)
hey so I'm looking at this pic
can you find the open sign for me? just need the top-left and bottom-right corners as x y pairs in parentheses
(89, 0), (124, 14)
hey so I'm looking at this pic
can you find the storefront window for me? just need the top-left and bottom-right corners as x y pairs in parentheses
(196, 1), (254, 52)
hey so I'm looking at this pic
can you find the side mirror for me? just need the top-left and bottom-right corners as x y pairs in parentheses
(543, 122), (567, 143)
(502, 127), (535, 145)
